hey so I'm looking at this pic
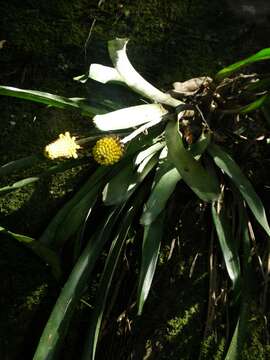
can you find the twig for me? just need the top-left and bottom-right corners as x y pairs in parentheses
(189, 253), (200, 278)
(248, 220), (265, 279)
(84, 0), (106, 63)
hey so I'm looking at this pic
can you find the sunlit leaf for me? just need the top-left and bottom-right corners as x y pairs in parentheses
(108, 38), (182, 107)
(89, 64), (124, 84)
(93, 103), (167, 131)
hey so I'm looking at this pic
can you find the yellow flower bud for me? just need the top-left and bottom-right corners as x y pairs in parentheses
(45, 132), (80, 160)
(92, 136), (124, 166)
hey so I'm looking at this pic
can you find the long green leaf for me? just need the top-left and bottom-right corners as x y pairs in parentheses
(40, 131), (159, 248)
(0, 158), (89, 195)
(216, 48), (270, 80)
(82, 188), (147, 360)
(0, 226), (61, 279)
(211, 202), (241, 292)
(208, 144), (270, 237)
(0, 177), (39, 195)
(245, 78), (270, 93)
(54, 188), (100, 248)
(0, 86), (105, 116)
(137, 212), (165, 315)
(224, 94), (270, 114)
(140, 152), (180, 225)
(33, 207), (122, 360)
(225, 302), (249, 360)
(0, 155), (43, 177)
(39, 166), (110, 247)
(165, 120), (220, 202)
(225, 202), (251, 359)
(140, 132), (211, 225)
(102, 143), (164, 205)
(239, 94), (270, 113)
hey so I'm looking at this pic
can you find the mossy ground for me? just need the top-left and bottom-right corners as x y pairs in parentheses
(1, 0), (270, 359)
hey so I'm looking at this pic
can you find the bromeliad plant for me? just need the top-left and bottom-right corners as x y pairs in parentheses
(1, 39), (270, 359)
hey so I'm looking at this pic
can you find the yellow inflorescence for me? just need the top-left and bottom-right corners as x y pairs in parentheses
(92, 136), (124, 165)
(44, 132), (81, 160)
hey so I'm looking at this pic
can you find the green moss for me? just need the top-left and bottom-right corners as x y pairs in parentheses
(166, 304), (199, 339)
(23, 283), (48, 310)
(241, 317), (270, 360)
(200, 334), (226, 360)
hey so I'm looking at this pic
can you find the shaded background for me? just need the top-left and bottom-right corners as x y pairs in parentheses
(1, 0), (270, 359)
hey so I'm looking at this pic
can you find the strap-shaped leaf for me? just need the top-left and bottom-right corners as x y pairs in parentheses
(216, 47), (270, 80)
(137, 211), (165, 315)
(225, 302), (249, 360)
(239, 94), (270, 113)
(93, 103), (167, 131)
(208, 144), (270, 237)
(89, 64), (124, 84)
(212, 202), (241, 291)
(102, 143), (163, 205)
(223, 94), (270, 114)
(108, 38), (182, 108)
(140, 148), (180, 225)
(0, 158), (89, 195)
(0, 155), (43, 176)
(0, 177), (39, 195)
(245, 77), (270, 93)
(33, 207), (122, 360)
(225, 202), (252, 359)
(140, 131), (212, 225)
(165, 120), (220, 202)
(0, 226), (61, 279)
(0, 86), (104, 116)
(54, 188), (100, 248)
(39, 166), (111, 247)
(82, 187), (148, 360)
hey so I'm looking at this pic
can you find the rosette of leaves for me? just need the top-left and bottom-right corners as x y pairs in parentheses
(1, 40), (270, 360)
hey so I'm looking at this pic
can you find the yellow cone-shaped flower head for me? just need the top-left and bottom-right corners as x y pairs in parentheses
(45, 132), (80, 159)
(92, 136), (124, 165)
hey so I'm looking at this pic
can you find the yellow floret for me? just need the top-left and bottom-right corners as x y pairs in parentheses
(92, 137), (124, 166)
(44, 132), (80, 160)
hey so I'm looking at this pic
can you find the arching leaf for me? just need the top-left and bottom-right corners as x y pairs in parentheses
(208, 144), (270, 237)
(216, 48), (270, 80)
(137, 211), (165, 315)
(165, 120), (220, 202)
